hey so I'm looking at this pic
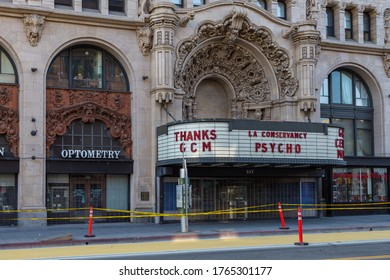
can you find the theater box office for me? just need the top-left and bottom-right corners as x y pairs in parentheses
(156, 120), (346, 221)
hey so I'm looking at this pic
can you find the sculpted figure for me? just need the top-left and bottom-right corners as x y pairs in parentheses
(24, 14), (45, 47)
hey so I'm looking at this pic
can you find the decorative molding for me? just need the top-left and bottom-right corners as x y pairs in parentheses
(46, 88), (132, 158)
(0, 85), (19, 157)
(136, 26), (153, 56)
(23, 14), (45, 47)
(383, 53), (390, 78)
(175, 14), (298, 107)
(385, 8), (390, 46)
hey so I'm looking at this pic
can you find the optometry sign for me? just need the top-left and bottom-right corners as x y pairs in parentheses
(157, 120), (345, 166)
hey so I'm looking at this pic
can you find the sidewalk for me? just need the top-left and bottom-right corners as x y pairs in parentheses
(0, 214), (389, 249)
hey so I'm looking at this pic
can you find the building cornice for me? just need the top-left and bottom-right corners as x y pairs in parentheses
(321, 40), (390, 56)
(0, 5), (145, 30)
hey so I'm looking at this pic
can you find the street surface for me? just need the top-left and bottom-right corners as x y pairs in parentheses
(0, 230), (389, 260)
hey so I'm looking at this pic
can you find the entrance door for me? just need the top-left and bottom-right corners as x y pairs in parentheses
(217, 181), (247, 220)
(70, 174), (105, 222)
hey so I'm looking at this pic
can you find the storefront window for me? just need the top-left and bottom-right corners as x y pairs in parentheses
(333, 168), (387, 203)
(0, 174), (16, 211)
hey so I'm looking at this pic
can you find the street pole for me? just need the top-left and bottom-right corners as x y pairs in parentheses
(180, 159), (189, 233)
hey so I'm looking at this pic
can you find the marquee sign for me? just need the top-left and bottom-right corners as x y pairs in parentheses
(157, 120), (345, 166)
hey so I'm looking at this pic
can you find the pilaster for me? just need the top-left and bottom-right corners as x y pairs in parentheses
(291, 21), (321, 122)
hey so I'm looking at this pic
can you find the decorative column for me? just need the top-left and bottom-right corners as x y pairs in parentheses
(291, 21), (321, 122)
(149, 2), (178, 108)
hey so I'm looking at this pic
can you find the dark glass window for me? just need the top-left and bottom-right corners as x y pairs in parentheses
(109, 0), (124, 13)
(326, 7), (335, 37)
(363, 12), (371, 41)
(255, 0), (267, 9)
(171, 0), (183, 8)
(55, 0), (72, 6)
(83, 0), (99, 10)
(193, 0), (205, 7)
(0, 48), (16, 84)
(277, 1), (286, 19)
(320, 69), (373, 156)
(345, 10), (353, 39)
(47, 45), (129, 91)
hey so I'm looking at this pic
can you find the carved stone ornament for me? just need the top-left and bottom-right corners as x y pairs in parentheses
(175, 11), (298, 103)
(0, 85), (19, 157)
(136, 26), (153, 56)
(306, 0), (320, 20)
(383, 53), (390, 78)
(23, 14), (45, 47)
(46, 89), (132, 158)
(385, 8), (390, 46)
(179, 11), (195, 27)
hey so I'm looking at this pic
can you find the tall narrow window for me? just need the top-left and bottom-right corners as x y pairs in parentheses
(109, 0), (124, 13)
(345, 10), (353, 39)
(83, 0), (99, 10)
(363, 12), (371, 41)
(277, 1), (286, 19)
(320, 69), (373, 157)
(326, 7), (335, 37)
(255, 0), (267, 9)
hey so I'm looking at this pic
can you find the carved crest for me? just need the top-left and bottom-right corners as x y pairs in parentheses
(136, 26), (153, 56)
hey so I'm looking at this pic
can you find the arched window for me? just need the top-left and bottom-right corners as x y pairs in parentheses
(320, 69), (373, 157)
(0, 47), (17, 84)
(47, 45), (129, 92)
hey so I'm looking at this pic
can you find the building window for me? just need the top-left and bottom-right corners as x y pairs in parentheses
(345, 10), (353, 39)
(326, 7), (335, 37)
(363, 12), (371, 42)
(83, 0), (99, 10)
(332, 168), (387, 203)
(0, 48), (16, 84)
(277, 1), (286, 19)
(320, 69), (373, 157)
(47, 45), (129, 91)
(255, 0), (267, 9)
(55, 0), (72, 7)
(109, 0), (124, 13)
(193, 0), (205, 7)
(171, 0), (183, 8)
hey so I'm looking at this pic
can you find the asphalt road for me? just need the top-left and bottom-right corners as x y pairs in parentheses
(88, 241), (390, 260)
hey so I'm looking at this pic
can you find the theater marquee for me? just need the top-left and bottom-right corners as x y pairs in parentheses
(157, 120), (346, 166)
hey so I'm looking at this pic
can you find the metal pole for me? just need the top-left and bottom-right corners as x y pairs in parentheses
(180, 159), (189, 233)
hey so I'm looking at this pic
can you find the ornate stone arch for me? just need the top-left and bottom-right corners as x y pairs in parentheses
(175, 9), (298, 120)
(46, 89), (132, 158)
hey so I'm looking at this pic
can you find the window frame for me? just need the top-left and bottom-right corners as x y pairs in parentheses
(320, 69), (373, 157)
(277, 0), (287, 19)
(0, 47), (18, 84)
(363, 12), (371, 42)
(344, 10), (353, 40)
(46, 45), (129, 92)
(326, 7), (335, 37)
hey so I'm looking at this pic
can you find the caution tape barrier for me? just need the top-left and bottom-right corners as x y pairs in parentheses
(0, 202), (389, 222)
